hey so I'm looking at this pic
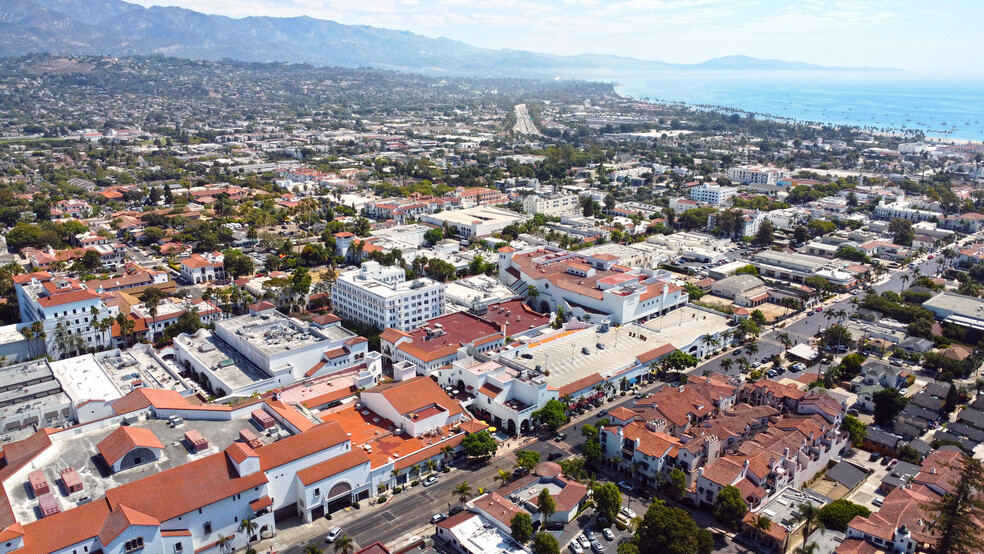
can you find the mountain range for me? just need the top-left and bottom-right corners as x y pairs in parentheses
(0, 0), (898, 77)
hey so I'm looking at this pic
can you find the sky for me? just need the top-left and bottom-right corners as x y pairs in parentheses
(125, 0), (984, 73)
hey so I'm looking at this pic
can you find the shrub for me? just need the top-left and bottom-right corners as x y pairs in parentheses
(377, 496), (387, 504)
(393, 486), (403, 494)
(352, 501), (361, 509)
(411, 480), (421, 487)
(443, 467), (451, 473)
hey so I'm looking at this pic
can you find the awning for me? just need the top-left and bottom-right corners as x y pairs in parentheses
(250, 496), (273, 511)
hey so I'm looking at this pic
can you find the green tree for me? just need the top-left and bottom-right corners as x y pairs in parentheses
(793, 225), (811, 244)
(790, 502), (823, 538)
(888, 218), (915, 246)
(531, 532), (561, 554)
(582, 440), (603, 465)
(817, 499), (871, 532)
(922, 455), (984, 554)
(462, 431), (498, 459)
(515, 450), (541, 473)
(424, 227), (444, 245)
(750, 309), (767, 326)
(873, 388), (909, 427)
(734, 264), (758, 276)
(511, 512), (534, 543)
(668, 468), (687, 501)
(755, 219), (775, 245)
(333, 534), (355, 554)
(532, 399), (569, 431)
(81, 249), (102, 270)
(537, 488), (556, 520)
(632, 500), (712, 554)
(453, 481), (473, 506)
(840, 415), (868, 448)
(594, 483), (622, 522)
(713, 485), (748, 531)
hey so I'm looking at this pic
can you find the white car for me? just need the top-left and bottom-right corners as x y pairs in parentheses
(619, 507), (637, 520)
(602, 529), (615, 541)
(578, 534), (591, 549)
(326, 527), (343, 543)
(569, 541), (584, 554)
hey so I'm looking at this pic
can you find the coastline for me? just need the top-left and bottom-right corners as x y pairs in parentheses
(607, 72), (984, 142)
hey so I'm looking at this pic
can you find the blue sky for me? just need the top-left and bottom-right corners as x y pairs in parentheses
(127, 0), (983, 73)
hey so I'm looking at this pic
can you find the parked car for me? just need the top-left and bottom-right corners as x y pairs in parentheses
(873, 497), (884, 507)
(591, 540), (605, 553)
(869, 452), (882, 462)
(620, 507), (637, 519)
(617, 481), (635, 493)
(326, 527), (343, 543)
(569, 542), (584, 554)
(578, 534), (591, 549)
(596, 343), (606, 350)
(602, 529), (616, 541)
(582, 347), (591, 355)
(423, 476), (438, 487)
(555, 433), (568, 442)
(597, 409), (609, 417)
(521, 353), (534, 359)
(900, 388), (909, 395)
(449, 506), (464, 516)
(733, 349), (742, 355)
(548, 451), (563, 461)
(430, 513), (447, 524)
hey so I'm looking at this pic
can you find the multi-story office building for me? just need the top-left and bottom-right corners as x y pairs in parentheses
(726, 166), (790, 185)
(332, 261), (446, 331)
(689, 183), (737, 206)
(13, 272), (114, 359)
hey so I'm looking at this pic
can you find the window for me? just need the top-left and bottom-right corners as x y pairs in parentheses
(174, 542), (184, 553)
(204, 522), (212, 534)
(124, 538), (144, 553)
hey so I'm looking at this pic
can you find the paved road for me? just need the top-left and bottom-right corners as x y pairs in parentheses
(513, 104), (543, 137)
(696, 252), (946, 379)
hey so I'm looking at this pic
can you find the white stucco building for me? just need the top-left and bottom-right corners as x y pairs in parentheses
(332, 261), (446, 331)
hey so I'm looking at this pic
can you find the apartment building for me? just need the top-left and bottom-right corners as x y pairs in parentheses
(726, 166), (790, 185)
(332, 261), (446, 331)
(690, 183), (737, 206)
(521, 193), (580, 216)
(13, 272), (114, 359)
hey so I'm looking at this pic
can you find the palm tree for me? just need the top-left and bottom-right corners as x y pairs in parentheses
(238, 518), (258, 551)
(526, 285), (540, 310)
(441, 445), (456, 464)
(736, 356), (749, 373)
(495, 469), (512, 487)
(755, 515), (772, 533)
(747, 342), (759, 358)
(454, 481), (473, 506)
(720, 358), (734, 373)
(139, 286), (166, 341)
(303, 545), (324, 554)
(333, 534), (355, 554)
(777, 332), (793, 359)
(899, 272), (910, 292)
(790, 502), (822, 538)
(215, 535), (231, 554)
(425, 459), (439, 475)
(410, 464), (421, 480)
(390, 468), (401, 486)
(794, 542), (820, 554)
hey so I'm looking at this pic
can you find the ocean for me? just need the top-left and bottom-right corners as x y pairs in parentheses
(612, 71), (984, 141)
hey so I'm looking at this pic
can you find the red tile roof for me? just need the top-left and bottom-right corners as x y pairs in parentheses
(255, 422), (350, 471)
(97, 427), (165, 466)
(296, 450), (371, 485)
(367, 376), (463, 418)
